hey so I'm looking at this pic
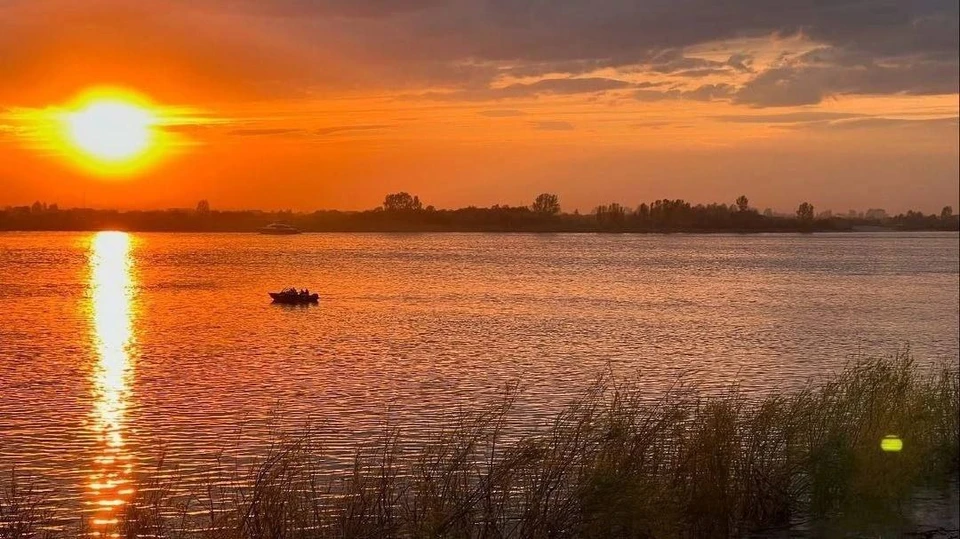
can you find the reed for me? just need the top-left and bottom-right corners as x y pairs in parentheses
(2, 353), (957, 538)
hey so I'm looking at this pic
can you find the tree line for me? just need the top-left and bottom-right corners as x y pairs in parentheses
(1, 194), (957, 232)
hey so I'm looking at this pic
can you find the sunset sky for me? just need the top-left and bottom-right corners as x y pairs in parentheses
(1, 0), (957, 213)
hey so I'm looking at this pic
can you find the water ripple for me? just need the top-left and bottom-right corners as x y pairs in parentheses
(0, 231), (957, 521)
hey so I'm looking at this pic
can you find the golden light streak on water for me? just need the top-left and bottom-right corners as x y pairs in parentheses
(86, 232), (137, 534)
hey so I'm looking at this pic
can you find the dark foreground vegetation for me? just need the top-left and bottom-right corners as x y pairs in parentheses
(3, 194), (958, 232)
(1, 355), (958, 538)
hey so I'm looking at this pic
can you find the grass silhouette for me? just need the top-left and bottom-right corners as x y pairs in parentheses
(2, 354), (957, 538)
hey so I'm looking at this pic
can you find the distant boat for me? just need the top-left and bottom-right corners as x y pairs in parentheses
(259, 223), (301, 235)
(269, 288), (319, 304)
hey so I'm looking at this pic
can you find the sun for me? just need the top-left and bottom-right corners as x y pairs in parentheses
(49, 86), (177, 177)
(66, 100), (155, 162)
(10, 85), (193, 177)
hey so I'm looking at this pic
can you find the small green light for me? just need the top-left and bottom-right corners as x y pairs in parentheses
(881, 435), (903, 452)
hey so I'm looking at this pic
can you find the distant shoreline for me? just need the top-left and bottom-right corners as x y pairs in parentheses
(4, 195), (957, 234)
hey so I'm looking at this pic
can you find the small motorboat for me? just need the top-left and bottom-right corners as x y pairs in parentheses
(269, 288), (319, 304)
(259, 223), (301, 235)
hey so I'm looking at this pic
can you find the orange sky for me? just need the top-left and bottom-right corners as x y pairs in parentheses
(1, 0), (957, 213)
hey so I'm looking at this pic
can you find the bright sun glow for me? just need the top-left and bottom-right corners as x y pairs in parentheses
(47, 87), (177, 177)
(67, 100), (155, 162)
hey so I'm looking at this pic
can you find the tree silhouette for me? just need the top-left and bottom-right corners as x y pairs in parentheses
(595, 203), (627, 229)
(3, 194), (956, 233)
(532, 193), (561, 216)
(796, 202), (815, 222)
(383, 192), (423, 212)
(736, 195), (750, 213)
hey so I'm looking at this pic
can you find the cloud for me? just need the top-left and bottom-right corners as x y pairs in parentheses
(500, 77), (633, 96)
(0, 0), (956, 108)
(478, 109), (525, 117)
(634, 83), (735, 102)
(629, 121), (673, 129)
(646, 50), (725, 74)
(169, 0), (955, 66)
(734, 59), (960, 107)
(532, 121), (575, 131)
(228, 128), (306, 136)
(673, 68), (732, 78)
(786, 116), (960, 130)
(713, 112), (866, 123)
(490, 77), (634, 99)
(726, 53), (753, 73)
(685, 83), (736, 101)
(216, 124), (395, 138)
(416, 77), (635, 101)
(314, 124), (393, 135)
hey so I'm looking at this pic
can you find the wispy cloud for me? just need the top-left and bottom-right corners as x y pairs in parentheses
(478, 109), (525, 117)
(532, 120), (574, 131)
(314, 124), (393, 136)
(713, 112), (866, 124)
(784, 116), (960, 130)
(228, 128), (305, 136)
(634, 83), (735, 102)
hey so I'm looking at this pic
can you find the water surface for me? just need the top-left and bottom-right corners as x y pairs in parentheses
(0, 231), (957, 524)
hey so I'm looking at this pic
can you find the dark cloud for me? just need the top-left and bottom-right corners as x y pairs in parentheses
(685, 83), (736, 101)
(532, 121), (575, 131)
(734, 59), (960, 107)
(634, 83), (735, 102)
(733, 68), (824, 107)
(376, 0), (955, 105)
(640, 50), (751, 78)
(0, 0), (956, 107)
(726, 53), (753, 73)
(646, 50), (724, 74)
(632, 81), (669, 89)
(633, 89), (680, 102)
(673, 68), (732, 78)
(318, 0), (953, 88)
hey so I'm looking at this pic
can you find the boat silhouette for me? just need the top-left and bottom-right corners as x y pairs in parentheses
(259, 222), (301, 235)
(269, 288), (319, 304)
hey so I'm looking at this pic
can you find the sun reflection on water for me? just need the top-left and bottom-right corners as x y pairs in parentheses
(86, 231), (137, 533)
